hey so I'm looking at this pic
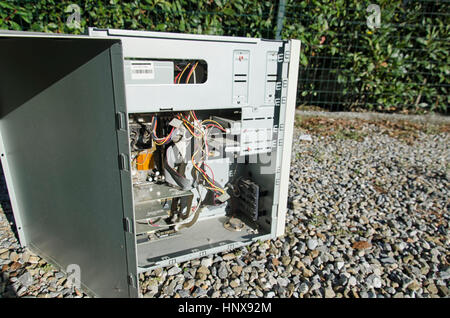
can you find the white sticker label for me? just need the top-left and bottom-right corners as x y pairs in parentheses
(130, 62), (154, 80)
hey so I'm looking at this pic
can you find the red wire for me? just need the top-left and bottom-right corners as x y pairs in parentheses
(186, 65), (196, 83)
(152, 116), (175, 143)
(195, 164), (208, 179)
(203, 163), (215, 184)
(201, 163), (221, 196)
(174, 73), (181, 83)
(183, 115), (202, 137)
(165, 127), (175, 140)
(204, 163), (219, 205)
(206, 123), (226, 132)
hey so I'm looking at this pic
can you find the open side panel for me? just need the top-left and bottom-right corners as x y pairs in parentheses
(0, 35), (137, 297)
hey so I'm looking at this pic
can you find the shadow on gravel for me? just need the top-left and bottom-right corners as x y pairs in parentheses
(0, 164), (19, 240)
(1, 273), (19, 298)
(0, 163), (20, 298)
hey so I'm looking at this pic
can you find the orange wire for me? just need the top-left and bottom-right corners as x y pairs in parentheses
(186, 62), (199, 84)
(177, 63), (191, 84)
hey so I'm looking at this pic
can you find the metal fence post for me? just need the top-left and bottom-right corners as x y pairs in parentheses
(275, 0), (286, 40)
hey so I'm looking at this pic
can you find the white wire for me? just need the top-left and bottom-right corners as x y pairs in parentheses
(193, 64), (197, 84)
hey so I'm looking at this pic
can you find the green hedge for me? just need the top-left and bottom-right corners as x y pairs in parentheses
(0, 1), (277, 36)
(283, 0), (449, 113)
(0, 0), (448, 113)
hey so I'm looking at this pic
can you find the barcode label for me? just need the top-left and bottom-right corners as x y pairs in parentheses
(130, 62), (154, 80)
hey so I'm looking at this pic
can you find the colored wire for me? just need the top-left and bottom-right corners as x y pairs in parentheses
(147, 218), (160, 227)
(196, 157), (224, 194)
(174, 72), (181, 83)
(203, 163), (216, 185)
(154, 127), (174, 145)
(201, 119), (226, 131)
(149, 112), (226, 196)
(151, 116), (175, 145)
(186, 62), (199, 84)
(190, 110), (199, 121)
(180, 115), (203, 138)
(177, 63), (191, 84)
(175, 113), (200, 138)
(205, 123), (227, 132)
(183, 121), (202, 138)
(191, 149), (224, 194)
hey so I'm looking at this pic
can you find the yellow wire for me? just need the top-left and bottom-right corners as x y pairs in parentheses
(191, 148), (225, 194)
(205, 186), (222, 193)
(154, 139), (168, 146)
(186, 62), (199, 84)
(178, 112), (226, 195)
(177, 63), (191, 84)
(154, 131), (172, 145)
(182, 119), (203, 138)
(201, 119), (225, 129)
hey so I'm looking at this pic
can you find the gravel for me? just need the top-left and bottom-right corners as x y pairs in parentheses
(0, 115), (449, 298)
(307, 239), (318, 250)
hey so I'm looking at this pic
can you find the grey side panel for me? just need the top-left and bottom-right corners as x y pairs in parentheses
(109, 43), (139, 297)
(0, 36), (134, 297)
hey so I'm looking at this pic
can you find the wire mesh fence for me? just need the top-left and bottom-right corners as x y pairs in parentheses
(0, 0), (448, 114)
(282, 0), (449, 113)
